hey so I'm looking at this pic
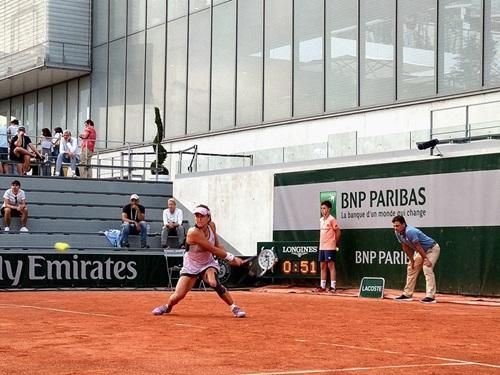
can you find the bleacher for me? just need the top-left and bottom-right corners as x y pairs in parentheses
(0, 175), (174, 251)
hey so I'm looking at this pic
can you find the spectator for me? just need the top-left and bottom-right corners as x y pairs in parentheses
(55, 130), (79, 177)
(0, 121), (8, 174)
(39, 128), (53, 176)
(120, 194), (149, 248)
(9, 125), (42, 175)
(52, 127), (63, 157)
(7, 119), (18, 144)
(6, 120), (19, 174)
(2, 179), (29, 232)
(78, 119), (96, 178)
(161, 198), (186, 249)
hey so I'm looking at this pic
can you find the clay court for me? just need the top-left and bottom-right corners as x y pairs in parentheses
(1, 288), (499, 375)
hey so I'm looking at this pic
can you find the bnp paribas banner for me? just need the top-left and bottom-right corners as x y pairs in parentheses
(273, 153), (500, 296)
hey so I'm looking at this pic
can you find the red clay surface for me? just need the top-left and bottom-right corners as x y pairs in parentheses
(0, 289), (499, 375)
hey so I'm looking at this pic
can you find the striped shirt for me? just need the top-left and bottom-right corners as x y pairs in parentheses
(2, 188), (26, 208)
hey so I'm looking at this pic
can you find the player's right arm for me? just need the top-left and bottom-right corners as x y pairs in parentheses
(186, 227), (243, 266)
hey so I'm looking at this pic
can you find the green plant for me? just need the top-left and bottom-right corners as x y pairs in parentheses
(150, 107), (169, 175)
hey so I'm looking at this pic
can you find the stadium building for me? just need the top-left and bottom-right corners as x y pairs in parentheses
(1, 0), (500, 272)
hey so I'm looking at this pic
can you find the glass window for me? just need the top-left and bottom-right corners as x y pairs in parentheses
(397, 0), (437, 100)
(93, 0), (108, 46)
(264, 0), (292, 122)
(10, 96), (23, 124)
(0, 100), (10, 127)
(78, 76), (91, 134)
(128, 0), (146, 34)
(211, 1), (236, 131)
(23, 92), (36, 136)
(326, 0), (358, 111)
(360, 0), (396, 106)
(37, 88), (51, 133)
(168, 0), (188, 21)
(438, 0), (482, 94)
(187, 9), (211, 134)
(91, 45), (108, 149)
(190, 0), (212, 14)
(236, 0), (263, 126)
(166, 17), (187, 138)
(145, 25), (165, 142)
(67, 80), (79, 136)
(147, 0), (166, 28)
(108, 39), (126, 146)
(125, 32), (145, 144)
(52, 84), (67, 131)
(484, 0), (500, 86)
(110, 0), (127, 41)
(294, 0), (323, 117)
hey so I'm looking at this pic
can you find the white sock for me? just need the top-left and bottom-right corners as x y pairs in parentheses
(331, 281), (336, 289)
(320, 280), (326, 289)
(230, 303), (237, 310)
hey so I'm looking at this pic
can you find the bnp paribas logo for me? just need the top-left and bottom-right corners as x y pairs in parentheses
(320, 191), (337, 219)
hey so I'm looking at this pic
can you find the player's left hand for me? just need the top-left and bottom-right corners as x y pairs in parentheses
(230, 257), (244, 267)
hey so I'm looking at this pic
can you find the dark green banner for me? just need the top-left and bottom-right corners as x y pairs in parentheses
(0, 252), (168, 289)
(273, 227), (500, 296)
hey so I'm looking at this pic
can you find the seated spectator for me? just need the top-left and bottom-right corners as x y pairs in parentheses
(161, 198), (185, 249)
(120, 194), (149, 248)
(2, 179), (29, 232)
(55, 130), (79, 177)
(52, 127), (63, 157)
(0, 121), (8, 174)
(39, 128), (53, 176)
(9, 125), (43, 175)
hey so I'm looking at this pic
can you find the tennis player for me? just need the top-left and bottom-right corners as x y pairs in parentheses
(152, 204), (247, 317)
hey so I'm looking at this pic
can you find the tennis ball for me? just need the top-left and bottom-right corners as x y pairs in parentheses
(54, 242), (70, 252)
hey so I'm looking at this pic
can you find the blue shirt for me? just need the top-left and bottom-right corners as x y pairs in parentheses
(395, 224), (436, 251)
(0, 124), (7, 148)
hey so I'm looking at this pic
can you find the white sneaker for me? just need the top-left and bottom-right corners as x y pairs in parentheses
(20, 227), (29, 232)
(231, 305), (246, 318)
(4, 226), (9, 232)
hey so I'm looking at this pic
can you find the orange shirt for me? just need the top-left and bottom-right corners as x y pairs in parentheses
(320, 215), (339, 250)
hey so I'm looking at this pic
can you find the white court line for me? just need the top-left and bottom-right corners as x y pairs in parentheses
(175, 323), (207, 329)
(298, 339), (500, 369)
(0, 303), (117, 318)
(242, 362), (473, 375)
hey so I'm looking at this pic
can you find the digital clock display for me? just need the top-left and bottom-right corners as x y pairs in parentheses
(281, 259), (317, 275)
(257, 241), (319, 279)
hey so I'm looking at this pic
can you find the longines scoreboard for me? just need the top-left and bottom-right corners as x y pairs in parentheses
(257, 241), (320, 279)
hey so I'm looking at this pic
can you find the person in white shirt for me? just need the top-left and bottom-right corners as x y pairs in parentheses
(161, 198), (185, 248)
(0, 122), (8, 174)
(55, 130), (79, 177)
(2, 180), (29, 232)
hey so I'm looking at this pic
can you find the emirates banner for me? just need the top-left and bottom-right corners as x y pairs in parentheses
(0, 251), (168, 288)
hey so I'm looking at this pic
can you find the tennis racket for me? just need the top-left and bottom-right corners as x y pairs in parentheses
(243, 247), (277, 277)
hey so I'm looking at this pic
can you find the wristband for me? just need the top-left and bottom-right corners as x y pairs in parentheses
(225, 253), (235, 262)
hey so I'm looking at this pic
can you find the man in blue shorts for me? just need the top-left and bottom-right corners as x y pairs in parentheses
(392, 215), (440, 304)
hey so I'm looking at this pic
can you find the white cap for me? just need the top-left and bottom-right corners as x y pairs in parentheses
(130, 194), (139, 200)
(194, 206), (210, 216)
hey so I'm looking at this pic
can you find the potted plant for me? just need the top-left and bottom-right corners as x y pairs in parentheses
(151, 107), (169, 179)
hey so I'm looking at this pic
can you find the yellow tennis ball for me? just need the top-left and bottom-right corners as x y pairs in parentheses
(54, 242), (70, 252)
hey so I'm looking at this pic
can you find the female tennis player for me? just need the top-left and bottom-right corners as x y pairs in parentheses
(152, 204), (247, 317)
